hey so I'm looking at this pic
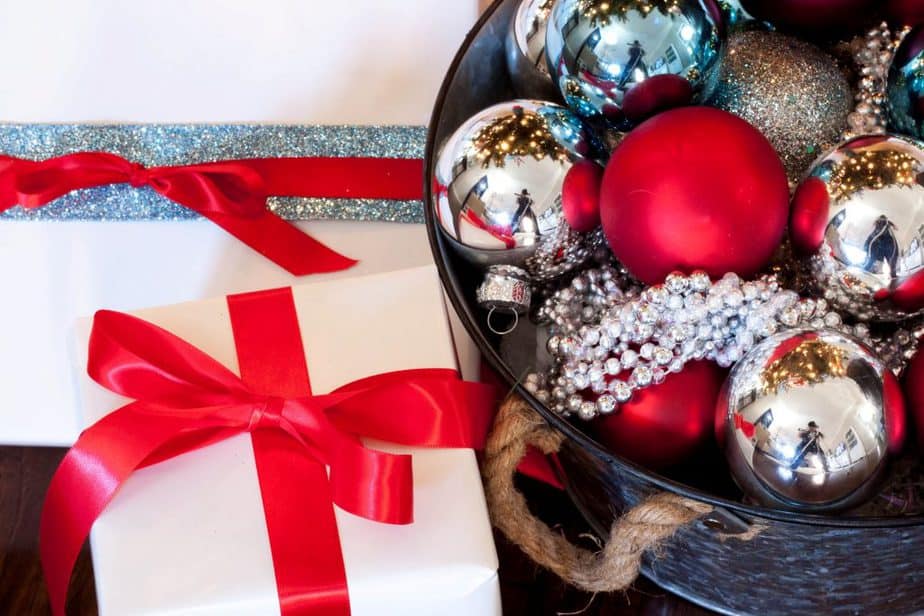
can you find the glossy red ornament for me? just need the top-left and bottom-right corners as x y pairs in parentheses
(561, 160), (603, 233)
(621, 74), (694, 124)
(740, 0), (881, 35)
(591, 360), (726, 470)
(600, 107), (789, 285)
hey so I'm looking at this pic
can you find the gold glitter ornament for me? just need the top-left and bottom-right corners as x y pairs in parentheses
(708, 31), (853, 183)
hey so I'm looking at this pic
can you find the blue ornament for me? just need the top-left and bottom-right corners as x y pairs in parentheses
(545, 0), (726, 126)
(888, 25), (924, 140)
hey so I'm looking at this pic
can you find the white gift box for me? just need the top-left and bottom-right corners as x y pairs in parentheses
(0, 0), (479, 445)
(73, 264), (501, 616)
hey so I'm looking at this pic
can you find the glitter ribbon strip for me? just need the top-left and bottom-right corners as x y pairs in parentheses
(0, 124), (426, 223)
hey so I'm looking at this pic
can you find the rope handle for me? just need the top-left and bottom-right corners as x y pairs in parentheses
(482, 395), (719, 593)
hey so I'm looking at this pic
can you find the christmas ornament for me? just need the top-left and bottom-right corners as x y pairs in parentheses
(545, 0), (725, 125)
(562, 160), (603, 233)
(719, 329), (902, 512)
(506, 0), (558, 99)
(791, 134), (924, 321)
(902, 339), (924, 448)
(887, 0), (924, 27)
(708, 31), (853, 182)
(887, 25), (924, 140)
(433, 100), (603, 286)
(739, 0), (880, 37)
(589, 360), (725, 469)
(599, 107), (789, 284)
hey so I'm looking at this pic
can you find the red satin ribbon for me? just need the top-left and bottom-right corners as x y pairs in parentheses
(39, 287), (495, 616)
(0, 152), (425, 276)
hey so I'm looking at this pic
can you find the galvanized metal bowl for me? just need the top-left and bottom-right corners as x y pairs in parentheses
(423, 2), (924, 614)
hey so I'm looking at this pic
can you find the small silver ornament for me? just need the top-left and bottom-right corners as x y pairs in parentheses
(433, 100), (600, 283)
(719, 329), (898, 513)
(545, 0), (724, 124)
(708, 30), (853, 182)
(795, 135), (924, 322)
(887, 25), (924, 140)
(506, 0), (558, 99)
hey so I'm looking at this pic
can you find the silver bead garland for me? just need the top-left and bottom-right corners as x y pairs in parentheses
(527, 268), (923, 420)
(843, 23), (908, 140)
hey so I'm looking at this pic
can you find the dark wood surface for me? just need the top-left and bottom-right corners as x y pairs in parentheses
(0, 446), (711, 615)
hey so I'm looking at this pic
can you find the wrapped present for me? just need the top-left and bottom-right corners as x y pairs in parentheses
(0, 1), (480, 446)
(41, 265), (501, 616)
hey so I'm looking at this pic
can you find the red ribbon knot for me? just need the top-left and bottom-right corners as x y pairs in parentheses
(248, 396), (287, 432)
(127, 162), (150, 188)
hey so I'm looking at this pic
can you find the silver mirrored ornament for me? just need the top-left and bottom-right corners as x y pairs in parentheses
(433, 100), (602, 283)
(794, 135), (924, 322)
(545, 0), (725, 124)
(887, 25), (924, 140)
(506, 0), (559, 99)
(719, 329), (898, 512)
(716, 0), (755, 30)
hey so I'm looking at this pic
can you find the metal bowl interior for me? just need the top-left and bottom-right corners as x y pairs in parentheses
(423, 0), (924, 533)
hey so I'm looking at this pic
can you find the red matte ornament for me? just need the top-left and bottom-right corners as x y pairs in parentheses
(562, 160), (603, 233)
(790, 176), (831, 255)
(902, 340), (924, 449)
(592, 360), (726, 470)
(887, 0), (924, 26)
(740, 0), (881, 35)
(621, 74), (694, 124)
(599, 107), (790, 285)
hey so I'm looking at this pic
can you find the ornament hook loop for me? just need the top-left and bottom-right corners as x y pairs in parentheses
(487, 306), (519, 336)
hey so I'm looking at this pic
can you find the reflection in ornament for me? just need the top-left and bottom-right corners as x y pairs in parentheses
(432, 100), (602, 283)
(546, 0), (724, 124)
(720, 329), (902, 512)
(791, 135), (924, 321)
(762, 339), (848, 393)
(471, 105), (572, 168)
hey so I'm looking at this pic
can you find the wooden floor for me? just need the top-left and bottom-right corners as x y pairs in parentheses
(0, 446), (712, 615)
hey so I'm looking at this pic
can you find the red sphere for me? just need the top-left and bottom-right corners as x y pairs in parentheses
(886, 0), (924, 26)
(562, 160), (603, 233)
(591, 360), (726, 469)
(902, 340), (924, 450)
(740, 0), (881, 35)
(600, 107), (789, 285)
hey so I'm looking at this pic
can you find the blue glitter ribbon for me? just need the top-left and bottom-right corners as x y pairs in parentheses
(0, 124), (426, 223)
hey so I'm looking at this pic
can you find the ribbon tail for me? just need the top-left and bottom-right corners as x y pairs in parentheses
(252, 431), (351, 616)
(39, 405), (220, 616)
(204, 211), (358, 276)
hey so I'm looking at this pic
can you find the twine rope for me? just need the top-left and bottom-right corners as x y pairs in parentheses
(483, 395), (721, 593)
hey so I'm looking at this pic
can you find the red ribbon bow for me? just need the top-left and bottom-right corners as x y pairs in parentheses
(0, 152), (424, 275)
(40, 287), (495, 616)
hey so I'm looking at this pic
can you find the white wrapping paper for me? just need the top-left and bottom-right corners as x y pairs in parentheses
(74, 265), (501, 616)
(0, 0), (480, 445)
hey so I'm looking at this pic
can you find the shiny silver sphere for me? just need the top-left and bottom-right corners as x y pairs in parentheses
(545, 0), (724, 124)
(506, 0), (559, 99)
(794, 135), (924, 322)
(719, 329), (899, 513)
(887, 25), (924, 140)
(433, 100), (601, 281)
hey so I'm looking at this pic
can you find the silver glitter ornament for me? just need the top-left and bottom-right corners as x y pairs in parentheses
(708, 31), (853, 183)
(545, 0), (724, 124)
(719, 329), (897, 512)
(795, 135), (924, 322)
(506, 0), (558, 99)
(433, 100), (601, 282)
(887, 25), (924, 140)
